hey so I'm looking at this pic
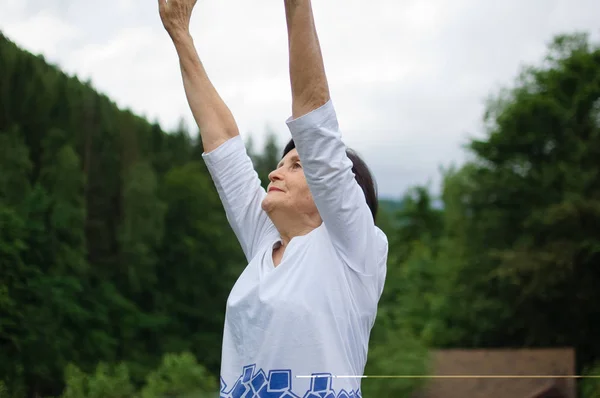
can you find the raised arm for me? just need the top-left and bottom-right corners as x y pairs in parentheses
(284, 0), (330, 118)
(283, 0), (387, 276)
(159, 0), (276, 261)
(159, 0), (238, 152)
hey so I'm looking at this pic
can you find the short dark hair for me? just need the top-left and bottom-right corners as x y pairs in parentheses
(282, 139), (378, 221)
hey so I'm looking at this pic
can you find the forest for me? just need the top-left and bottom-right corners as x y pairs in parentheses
(1, 30), (599, 397)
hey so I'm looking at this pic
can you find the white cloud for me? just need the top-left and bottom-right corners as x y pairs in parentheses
(1, 10), (79, 57)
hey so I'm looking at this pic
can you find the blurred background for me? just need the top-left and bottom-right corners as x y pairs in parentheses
(1, 0), (600, 397)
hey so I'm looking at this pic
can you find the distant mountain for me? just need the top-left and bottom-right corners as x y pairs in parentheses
(378, 197), (405, 214)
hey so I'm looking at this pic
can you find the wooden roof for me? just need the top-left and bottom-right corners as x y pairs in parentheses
(414, 348), (576, 398)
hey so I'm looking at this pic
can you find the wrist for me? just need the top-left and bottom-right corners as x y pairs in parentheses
(170, 30), (193, 47)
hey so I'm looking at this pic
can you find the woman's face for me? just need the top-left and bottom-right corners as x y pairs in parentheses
(261, 148), (319, 218)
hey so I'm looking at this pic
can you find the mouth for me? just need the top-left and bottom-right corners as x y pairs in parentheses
(268, 187), (284, 193)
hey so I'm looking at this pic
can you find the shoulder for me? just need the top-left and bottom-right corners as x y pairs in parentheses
(320, 223), (388, 275)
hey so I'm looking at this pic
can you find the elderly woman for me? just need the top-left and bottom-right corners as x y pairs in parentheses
(159, 0), (388, 396)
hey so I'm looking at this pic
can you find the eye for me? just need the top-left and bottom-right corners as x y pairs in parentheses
(292, 162), (302, 169)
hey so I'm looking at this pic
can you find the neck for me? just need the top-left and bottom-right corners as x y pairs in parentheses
(268, 211), (321, 247)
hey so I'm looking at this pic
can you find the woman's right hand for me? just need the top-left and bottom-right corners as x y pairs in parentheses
(158, 0), (198, 41)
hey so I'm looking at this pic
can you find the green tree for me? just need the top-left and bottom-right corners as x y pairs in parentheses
(0, 32), (233, 395)
(426, 32), (600, 372)
(59, 352), (217, 398)
(0, 126), (34, 396)
(118, 161), (166, 294)
(157, 162), (244, 376)
(140, 352), (217, 398)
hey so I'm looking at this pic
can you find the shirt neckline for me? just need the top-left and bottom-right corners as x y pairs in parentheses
(266, 226), (322, 270)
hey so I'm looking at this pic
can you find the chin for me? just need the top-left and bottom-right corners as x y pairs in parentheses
(261, 197), (275, 213)
(262, 195), (288, 215)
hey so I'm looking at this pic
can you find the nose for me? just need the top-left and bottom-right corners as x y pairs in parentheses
(268, 167), (283, 183)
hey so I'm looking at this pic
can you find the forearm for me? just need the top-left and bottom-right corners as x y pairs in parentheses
(172, 33), (239, 153)
(284, 0), (330, 119)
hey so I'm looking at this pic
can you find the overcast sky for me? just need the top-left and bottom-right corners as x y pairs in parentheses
(1, 0), (599, 198)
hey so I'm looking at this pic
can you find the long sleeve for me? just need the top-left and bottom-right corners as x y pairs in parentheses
(286, 100), (388, 276)
(202, 135), (276, 262)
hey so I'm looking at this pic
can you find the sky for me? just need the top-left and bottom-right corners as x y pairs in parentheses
(1, 0), (599, 199)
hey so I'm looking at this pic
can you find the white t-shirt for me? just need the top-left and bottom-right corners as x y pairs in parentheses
(202, 100), (388, 398)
